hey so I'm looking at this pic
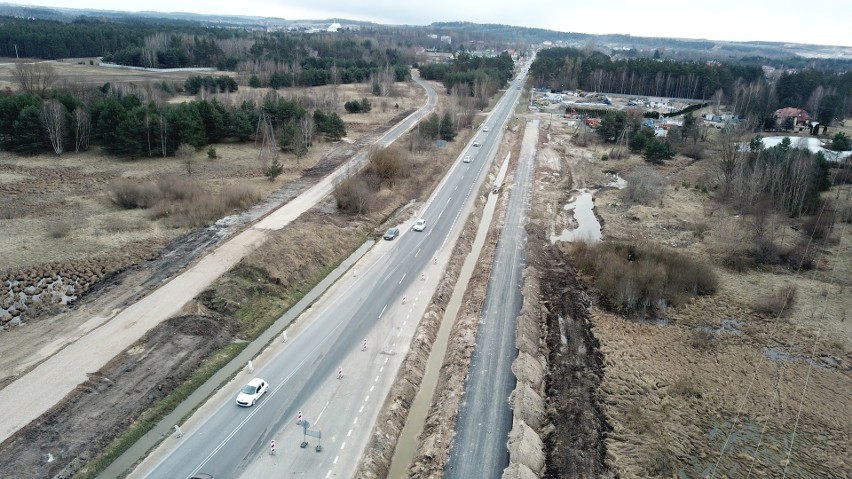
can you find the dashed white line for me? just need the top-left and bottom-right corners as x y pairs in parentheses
(347, 429), (353, 437)
(399, 273), (406, 284)
(326, 470), (332, 478)
(370, 385), (375, 393)
(334, 455), (340, 464)
(379, 366), (384, 373)
(340, 442), (347, 450)
(384, 357), (389, 364)
(415, 248), (421, 258)
(375, 375), (380, 382)
(403, 321), (407, 326)
(379, 304), (387, 319)
(364, 395), (370, 403)
(353, 417), (358, 424)
(359, 406), (364, 413)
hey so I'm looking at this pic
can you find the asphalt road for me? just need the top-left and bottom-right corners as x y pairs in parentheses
(443, 120), (539, 476)
(134, 71), (526, 479)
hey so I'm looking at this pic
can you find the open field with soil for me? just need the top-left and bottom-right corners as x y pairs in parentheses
(530, 109), (852, 478)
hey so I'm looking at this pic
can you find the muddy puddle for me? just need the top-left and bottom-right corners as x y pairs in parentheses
(551, 174), (625, 244)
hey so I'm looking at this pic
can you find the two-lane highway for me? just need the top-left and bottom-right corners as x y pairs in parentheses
(133, 67), (528, 479)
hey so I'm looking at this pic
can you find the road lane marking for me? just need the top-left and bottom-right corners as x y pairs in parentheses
(384, 357), (389, 364)
(415, 248), (421, 258)
(340, 441), (347, 450)
(375, 375), (380, 382)
(327, 470), (332, 478)
(370, 385), (374, 393)
(334, 455), (340, 464)
(347, 429), (353, 437)
(359, 406), (364, 413)
(380, 366), (384, 373)
(379, 304), (387, 318)
(399, 273), (406, 284)
(315, 401), (330, 425)
(364, 395), (370, 402)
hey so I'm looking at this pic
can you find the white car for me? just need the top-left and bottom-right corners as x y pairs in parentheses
(483, 126), (489, 132)
(236, 378), (269, 407)
(472, 141), (480, 147)
(463, 155), (471, 163)
(413, 218), (427, 231)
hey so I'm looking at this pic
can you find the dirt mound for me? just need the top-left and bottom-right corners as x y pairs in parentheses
(0, 314), (237, 479)
(509, 382), (546, 431)
(0, 242), (161, 328)
(501, 462), (539, 479)
(507, 421), (546, 475)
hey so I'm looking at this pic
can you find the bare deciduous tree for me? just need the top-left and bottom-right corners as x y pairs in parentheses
(73, 107), (90, 153)
(176, 143), (196, 176)
(40, 99), (65, 155)
(14, 62), (56, 97)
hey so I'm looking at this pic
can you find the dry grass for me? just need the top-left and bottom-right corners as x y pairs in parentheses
(150, 183), (261, 228)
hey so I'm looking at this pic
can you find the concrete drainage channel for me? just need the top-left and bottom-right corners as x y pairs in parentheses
(387, 152), (512, 477)
(97, 240), (374, 479)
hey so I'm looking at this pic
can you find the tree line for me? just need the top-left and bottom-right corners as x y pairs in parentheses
(0, 15), (412, 87)
(0, 83), (347, 158)
(419, 51), (515, 109)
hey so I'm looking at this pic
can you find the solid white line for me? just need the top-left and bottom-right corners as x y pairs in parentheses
(399, 273), (406, 284)
(379, 304), (387, 319)
(315, 401), (330, 425)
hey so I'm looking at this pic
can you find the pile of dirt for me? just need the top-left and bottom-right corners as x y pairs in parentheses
(507, 421), (546, 475)
(0, 314), (237, 479)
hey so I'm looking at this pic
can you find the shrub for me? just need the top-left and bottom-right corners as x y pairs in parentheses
(207, 146), (217, 159)
(47, 219), (73, 238)
(367, 146), (407, 183)
(623, 166), (665, 205)
(109, 178), (159, 209)
(571, 241), (717, 315)
(753, 284), (797, 317)
(670, 375), (703, 398)
(334, 176), (373, 215)
(691, 327), (716, 351)
(681, 142), (705, 160)
(265, 159), (284, 181)
(801, 211), (834, 241)
(156, 174), (199, 201)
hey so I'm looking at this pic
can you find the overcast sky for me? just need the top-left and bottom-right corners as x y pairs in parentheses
(16, 0), (852, 47)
